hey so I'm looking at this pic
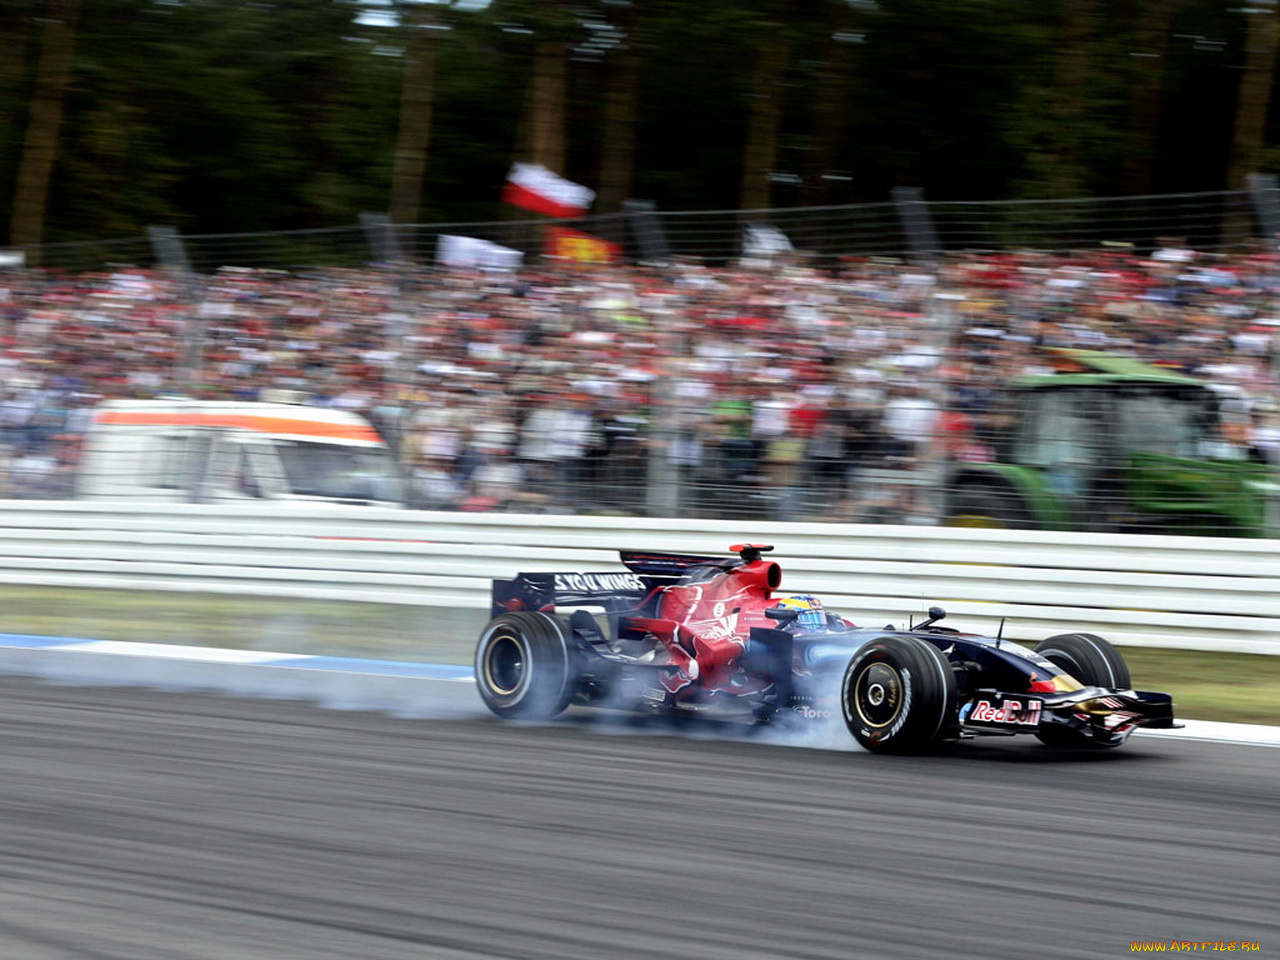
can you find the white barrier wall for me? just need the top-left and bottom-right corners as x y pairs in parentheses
(0, 501), (1276, 655)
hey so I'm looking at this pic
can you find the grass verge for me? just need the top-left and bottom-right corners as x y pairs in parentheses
(0, 586), (1274, 726)
(1117, 646), (1279, 727)
(0, 585), (483, 665)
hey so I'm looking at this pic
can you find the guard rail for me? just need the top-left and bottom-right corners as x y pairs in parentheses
(0, 501), (1274, 654)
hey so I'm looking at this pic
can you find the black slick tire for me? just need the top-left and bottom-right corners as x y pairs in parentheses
(1035, 632), (1131, 689)
(475, 612), (579, 719)
(1034, 632), (1131, 749)
(842, 635), (957, 754)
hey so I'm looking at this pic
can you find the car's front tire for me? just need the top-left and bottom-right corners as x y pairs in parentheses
(475, 612), (579, 719)
(1035, 632), (1131, 689)
(1034, 632), (1132, 749)
(842, 636), (957, 754)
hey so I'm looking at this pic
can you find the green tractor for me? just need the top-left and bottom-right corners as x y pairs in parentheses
(944, 350), (1277, 537)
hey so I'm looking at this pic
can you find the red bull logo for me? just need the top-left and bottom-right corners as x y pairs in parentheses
(967, 698), (1042, 727)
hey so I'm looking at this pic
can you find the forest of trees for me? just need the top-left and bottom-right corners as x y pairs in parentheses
(1, 0), (1279, 248)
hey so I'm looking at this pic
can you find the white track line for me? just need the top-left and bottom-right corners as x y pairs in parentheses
(1136, 720), (1280, 748)
(0, 636), (1276, 746)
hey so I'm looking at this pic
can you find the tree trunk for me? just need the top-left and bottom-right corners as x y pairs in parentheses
(803, 25), (855, 208)
(524, 38), (566, 173)
(8, 0), (80, 256)
(388, 13), (439, 224)
(1227, 5), (1279, 191)
(1045, 0), (1096, 196)
(1224, 5), (1279, 244)
(739, 37), (788, 213)
(0, 5), (31, 176)
(596, 27), (640, 214)
(1123, 0), (1173, 195)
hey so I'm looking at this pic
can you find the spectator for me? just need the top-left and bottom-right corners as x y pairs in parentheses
(880, 383), (940, 465)
(409, 456), (465, 510)
(0, 245), (1273, 520)
(1252, 404), (1279, 465)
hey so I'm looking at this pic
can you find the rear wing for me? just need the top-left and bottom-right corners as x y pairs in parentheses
(489, 550), (741, 618)
(491, 571), (656, 618)
(617, 550), (733, 578)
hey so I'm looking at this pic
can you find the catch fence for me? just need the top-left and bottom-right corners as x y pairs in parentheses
(7, 184), (1280, 272)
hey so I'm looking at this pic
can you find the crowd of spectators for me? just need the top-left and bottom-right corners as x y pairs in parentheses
(0, 240), (1277, 520)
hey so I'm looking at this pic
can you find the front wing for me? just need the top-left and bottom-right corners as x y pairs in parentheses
(958, 687), (1179, 744)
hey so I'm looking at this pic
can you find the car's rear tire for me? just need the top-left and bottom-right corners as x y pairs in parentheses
(1034, 632), (1131, 749)
(475, 612), (579, 719)
(842, 636), (957, 754)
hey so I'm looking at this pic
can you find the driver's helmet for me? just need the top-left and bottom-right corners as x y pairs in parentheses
(777, 594), (826, 631)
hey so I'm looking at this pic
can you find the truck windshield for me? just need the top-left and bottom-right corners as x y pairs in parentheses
(1013, 389), (1100, 468)
(1111, 388), (1215, 458)
(1014, 385), (1218, 465)
(273, 441), (403, 503)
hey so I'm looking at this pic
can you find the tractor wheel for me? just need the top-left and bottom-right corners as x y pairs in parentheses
(945, 485), (1035, 529)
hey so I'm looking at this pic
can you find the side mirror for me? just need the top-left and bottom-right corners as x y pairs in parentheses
(915, 606), (947, 629)
(766, 607), (801, 623)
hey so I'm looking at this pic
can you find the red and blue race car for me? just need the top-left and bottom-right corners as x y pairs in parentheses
(474, 544), (1179, 753)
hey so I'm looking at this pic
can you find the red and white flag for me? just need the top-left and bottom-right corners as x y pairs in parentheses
(503, 162), (595, 218)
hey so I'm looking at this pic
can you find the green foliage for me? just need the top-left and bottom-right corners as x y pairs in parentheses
(1, 0), (1276, 242)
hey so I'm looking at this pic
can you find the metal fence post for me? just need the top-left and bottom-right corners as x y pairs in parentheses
(892, 186), (940, 259)
(360, 212), (404, 264)
(623, 199), (670, 262)
(1246, 173), (1280, 244)
(644, 421), (680, 518)
(147, 225), (205, 395)
(147, 224), (191, 272)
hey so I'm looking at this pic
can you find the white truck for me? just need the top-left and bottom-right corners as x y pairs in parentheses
(75, 398), (404, 506)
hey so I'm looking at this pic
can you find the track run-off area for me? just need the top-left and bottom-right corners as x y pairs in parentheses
(0, 637), (1276, 959)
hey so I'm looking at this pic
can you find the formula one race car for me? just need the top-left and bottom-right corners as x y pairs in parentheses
(474, 544), (1179, 753)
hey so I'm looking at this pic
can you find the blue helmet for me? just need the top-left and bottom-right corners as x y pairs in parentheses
(777, 594), (826, 630)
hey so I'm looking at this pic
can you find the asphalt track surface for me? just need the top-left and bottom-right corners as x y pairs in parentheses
(1, 677), (1277, 960)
